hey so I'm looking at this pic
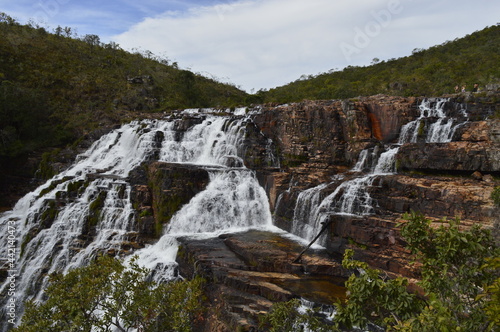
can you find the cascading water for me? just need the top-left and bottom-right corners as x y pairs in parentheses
(0, 98), (472, 329)
(0, 111), (274, 329)
(398, 98), (469, 144)
(287, 98), (469, 243)
(1, 120), (167, 327)
(291, 184), (329, 243)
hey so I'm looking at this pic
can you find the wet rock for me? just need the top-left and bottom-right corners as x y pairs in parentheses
(250, 95), (499, 282)
(472, 171), (483, 180)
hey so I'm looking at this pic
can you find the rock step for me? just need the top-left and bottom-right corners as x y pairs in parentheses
(206, 284), (272, 331)
(176, 230), (349, 331)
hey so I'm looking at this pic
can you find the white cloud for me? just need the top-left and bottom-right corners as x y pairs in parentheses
(109, 0), (499, 91)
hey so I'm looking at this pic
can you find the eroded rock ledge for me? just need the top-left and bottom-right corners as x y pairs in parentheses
(176, 230), (348, 331)
(5, 94), (498, 331)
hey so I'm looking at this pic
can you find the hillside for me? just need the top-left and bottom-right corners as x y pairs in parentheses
(259, 24), (500, 103)
(0, 13), (248, 159)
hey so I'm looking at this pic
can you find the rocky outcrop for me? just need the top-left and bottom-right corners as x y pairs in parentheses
(396, 120), (500, 173)
(129, 162), (210, 240)
(3, 93), (499, 331)
(397, 141), (500, 173)
(372, 175), (496, 224)
(176, 230), (347, 331)
(166, 94), (498, 330)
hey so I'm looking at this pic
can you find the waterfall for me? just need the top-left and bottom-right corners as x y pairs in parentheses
(0, 112), (274, 328)
(288, 145), (400, 243)
(166, 170), (271, 235)
(291, 184), (329, 243)
(352, 149), (370, 172)
(398, 98), (468, 144)
(1, 120), (166, 325)
(373, 147), (399, 175)
(133, 167), (274, 282)
(0, 97), (472, 328)
(158, 117), (246, 166)
(287, 98), (469, 243)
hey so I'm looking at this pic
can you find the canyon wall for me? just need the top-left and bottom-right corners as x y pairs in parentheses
(131, 94), (499, 330)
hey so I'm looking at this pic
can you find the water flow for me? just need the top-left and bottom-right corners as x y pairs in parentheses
(131, 117), (274, 282)
(0, 113), (275, 328)
(398, 98), (468, 143)
(159, 117), (245, 166)
(291, 184), (329, 242)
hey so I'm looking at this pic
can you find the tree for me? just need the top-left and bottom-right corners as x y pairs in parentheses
(336, 212), (499, 331)
(13, 255), (205, 332)
(83, 34), (101, 50)
(54, 25), (63, 36)
(63, 26), (72, 37)
(334, 249), (423, 330)
(397, 212), (499, 331)
(0, 12), (17, 25)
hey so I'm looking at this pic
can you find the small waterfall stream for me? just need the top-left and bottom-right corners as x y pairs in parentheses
(398, 98), (469, 144)
(287, 98), (469, 243)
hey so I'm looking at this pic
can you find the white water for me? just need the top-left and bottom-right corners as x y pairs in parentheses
(291, 184), (329, 243)
(373, 147), (399, 175)
(352, 149), (371, 173)
(289, 145), (400, 243)
(0, 113), (274, 328)
(398, 98), (468, 144)
(1, 120), (168, 320)
(132, 168), (274, 281)
(0, 98), (471, 328)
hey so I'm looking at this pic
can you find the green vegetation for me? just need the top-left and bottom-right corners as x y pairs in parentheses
(13, 255), (205, 332)
(0, 12), (247, 160)
(88, 191), (107, 227)
(492, 186), (500, 206)
(262, 212), (500, 331)
(259, 298), (333, 332)
(260, 24), (500, 104)
(282, 153), (309, 168)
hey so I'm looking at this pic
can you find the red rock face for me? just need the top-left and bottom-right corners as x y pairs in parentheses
(250, 95), (500, 280)
(4, 94), (497, 331)
(361, 95), (418, 142)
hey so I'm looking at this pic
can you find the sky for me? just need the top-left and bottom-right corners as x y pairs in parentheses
(1, 0), (498, 92)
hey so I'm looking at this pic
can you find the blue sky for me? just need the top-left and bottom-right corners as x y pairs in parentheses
(1, 0), (498, 92)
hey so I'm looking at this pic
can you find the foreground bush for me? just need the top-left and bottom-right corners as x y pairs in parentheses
(13, 256), (205, 332)
(263, 212), (500, 331)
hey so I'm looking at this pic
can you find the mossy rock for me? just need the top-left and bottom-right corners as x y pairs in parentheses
(88, 190), (107, 228)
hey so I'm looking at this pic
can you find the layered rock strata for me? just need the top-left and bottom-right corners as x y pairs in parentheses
(176, 230), (348, 331)
(251, 95), (499, 279)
